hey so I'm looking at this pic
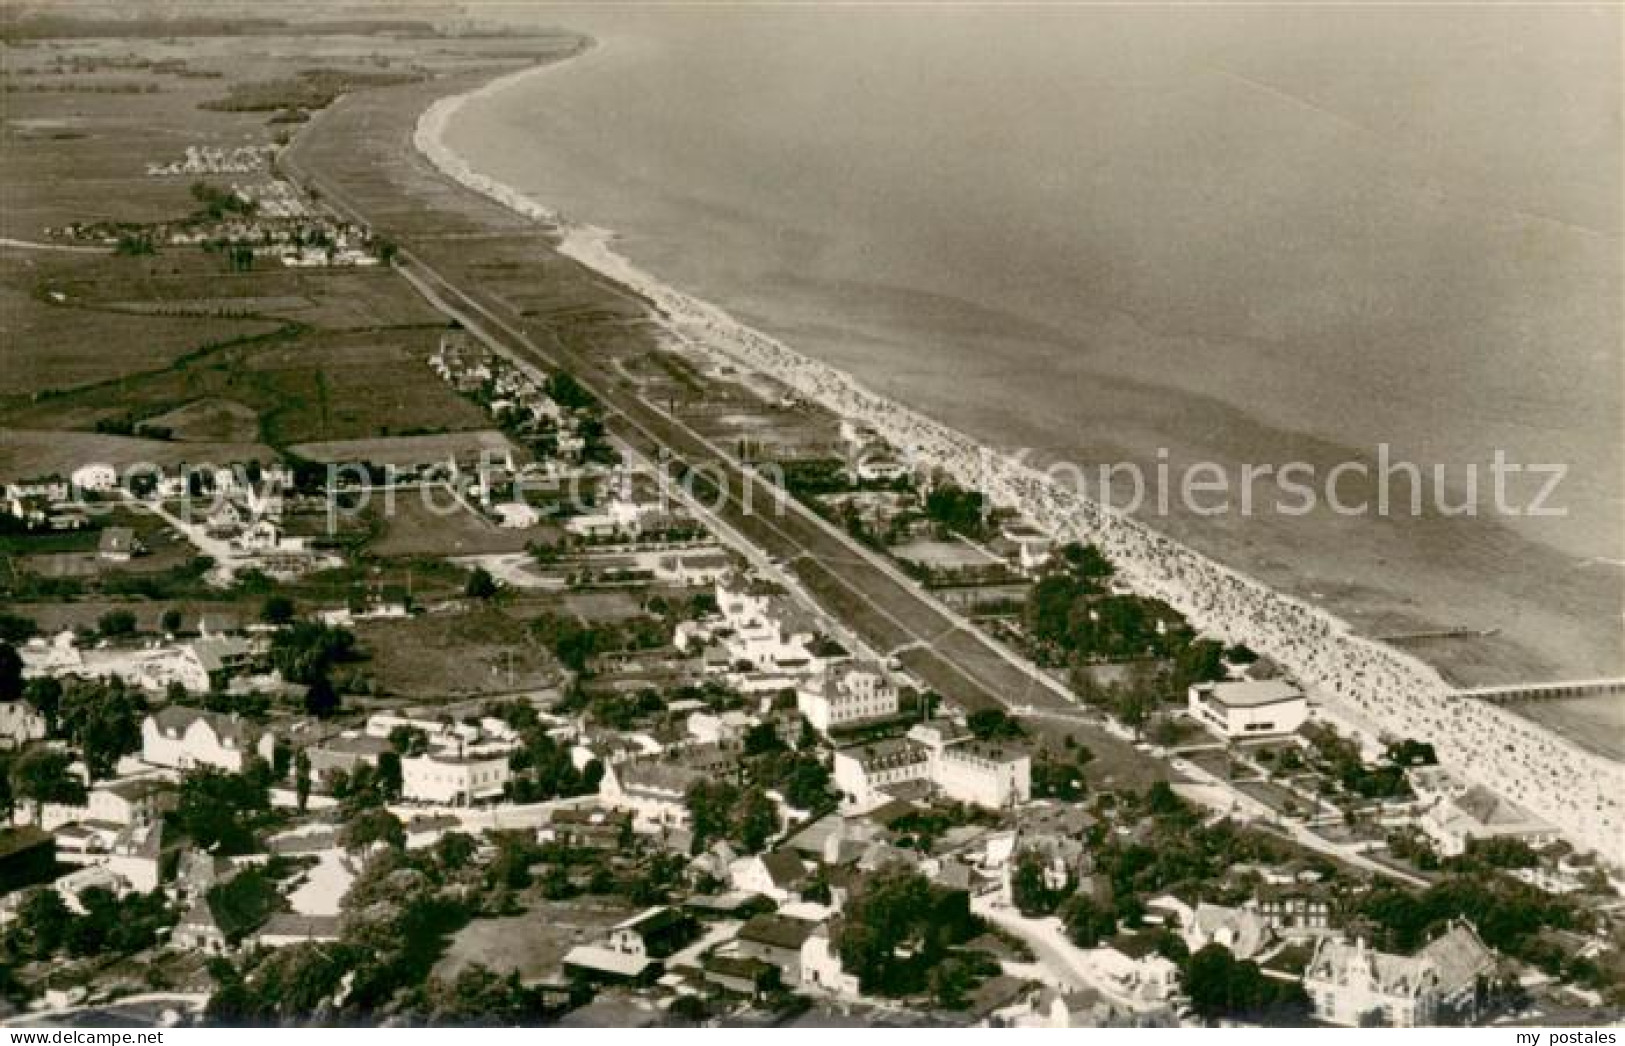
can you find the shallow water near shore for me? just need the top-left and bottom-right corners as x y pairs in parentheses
(442, 7), (1623, 698)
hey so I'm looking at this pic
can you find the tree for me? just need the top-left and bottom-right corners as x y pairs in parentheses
(1182, 943), (1312, 1025)
(1011, 849), (1070, 916)
(304, 674), (340, 718)
(56, 678), (146, 780)
(837, 866), (978, 996)
(1061, 893), (1117, 948)
(966, 708), (1023, 741)
(376, 750), (403, 800)
(734, 787), (779, 853)
(9, 888), (72, 959)
(9, 748), (86, 822)
(260, 595), (296, 626)
(782, 755), (832, 810)
(388, 724), (429, 757)
(464, 568), (498, 600)
(668, 993), (709, 1025)
(175, 767), (269, 854)
(294, 750), (311, 813)
(97, 610), (137, 637)
(0, 611), (37, 645)
(743, 721), (786, 757)
(270, 622), (357, 684)
(341, 808), (405, 853)
(433, 831), (478, 874)
(208, 867), (284, 943)
(1115, 686), (1151, 741)
(160, 608), (184, 635)
(685, 778), (740, 851)
(23, 677), (61, 733)
(930, 957), (975, 1010)
(0, 642), (22, 702)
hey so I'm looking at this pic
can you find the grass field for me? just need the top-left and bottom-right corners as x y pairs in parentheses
(141, 397), (262, 442)
(353, 606), (561, 699)
(0, 261), (283, 395)
(434, 899), (637, 984)
(363, 489), (532, 558)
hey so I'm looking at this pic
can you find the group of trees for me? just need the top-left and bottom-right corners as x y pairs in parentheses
(4, 747), (86, 823)
(685, 778), (780, 854)
(1182, 942), (1313, 1025)
(922, 480), (989, 540)
(173, 765), (273, 854)
(189, 180), (258, 221)
(529, 610), (670, 676)
(268, 621), (359, 717)
(0, 641), (22, 702)
(207, 831), (483, 1025)
(0, 674), (148, 821)
(835, 866), (987, 1002)
(1301, 723), (1412, 801)
(2, 885), (173, 966)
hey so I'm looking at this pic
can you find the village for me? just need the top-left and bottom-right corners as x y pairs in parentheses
(4, 397), (1623, 1026)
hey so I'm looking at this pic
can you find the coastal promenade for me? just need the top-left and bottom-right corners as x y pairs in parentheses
(289, 61), (1623, 865)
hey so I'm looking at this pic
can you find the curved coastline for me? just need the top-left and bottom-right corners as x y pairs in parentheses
(412, 48), (1625, 863)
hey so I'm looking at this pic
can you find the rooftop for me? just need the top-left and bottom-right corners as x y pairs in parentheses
(1198, 679), (1304, 709)
(738, 912), (819, 951)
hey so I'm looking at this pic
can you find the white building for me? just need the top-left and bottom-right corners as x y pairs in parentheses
(70, 464), (119, 493)
(1420, 783), (1557, 858)
(1187, 679), (1309, 739)
(797, 661), (898, 734)
(1000, 522), (1054, 574)
(832, 739), (931, 813)
(0, 702), (47, 750)
(1303, 937), (1437, 1027)
(492, 501), (540, 529)
(654, 551), (732, 587)
(1184, 902), (1271, 961)
(400, 751), (510, 805)
(140, 707), (275, 773)
(599, 758), (705, 830)
(800, 921), (860, 996)
(1088, 935), (1182, 1006)
(934, 741), (1031, 810)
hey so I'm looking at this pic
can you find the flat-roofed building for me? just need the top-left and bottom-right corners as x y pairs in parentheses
(400, 751), (510, 805)
(1187, 679), (1308, 739)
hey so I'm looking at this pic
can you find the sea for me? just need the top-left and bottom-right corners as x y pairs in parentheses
(442, 5), (1624, 729)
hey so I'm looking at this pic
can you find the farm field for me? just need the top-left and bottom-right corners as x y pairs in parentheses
(289, 428), (522, 468)
(0, 427), (274, 476)
(0, 327), (489, 448)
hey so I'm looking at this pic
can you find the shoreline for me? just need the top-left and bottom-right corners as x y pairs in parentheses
(410, 49), (1625, 863)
